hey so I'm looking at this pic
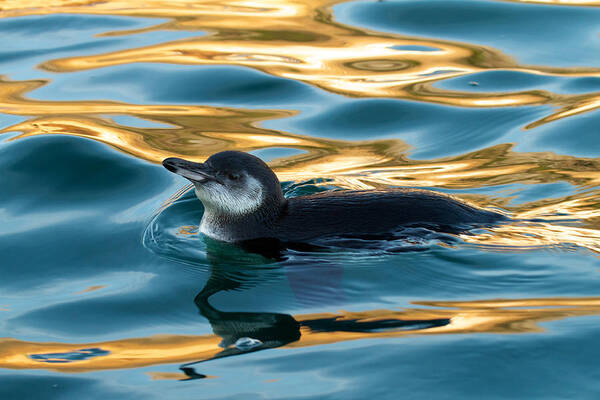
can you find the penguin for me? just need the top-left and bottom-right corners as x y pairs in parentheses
(162, 151), (506, 243)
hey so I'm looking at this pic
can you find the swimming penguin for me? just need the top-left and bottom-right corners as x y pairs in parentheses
(162, 151), (506, 243)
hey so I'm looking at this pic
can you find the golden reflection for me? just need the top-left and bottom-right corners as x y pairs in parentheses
(3, 74), (600, 193)
(458, 189), (600, 253)
(0, 76), (304, 163)
(525, 94), (600, 130)
(0, 76), (236, 118)
(462, 221), (600, 253)
(2, 296), (600, 373)
(1, 0), (600, 126)
(500, 189), (600, 235)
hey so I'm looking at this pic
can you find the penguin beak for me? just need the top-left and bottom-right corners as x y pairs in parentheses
(162, 157), (219, 184)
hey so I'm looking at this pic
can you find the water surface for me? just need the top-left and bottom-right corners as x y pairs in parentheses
(2, 0), (600, 398)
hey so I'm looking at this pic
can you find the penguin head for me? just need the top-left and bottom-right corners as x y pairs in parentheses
(163, 151), (284, 216)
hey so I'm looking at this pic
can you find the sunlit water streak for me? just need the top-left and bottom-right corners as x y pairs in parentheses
(4, 0), (600, 127)
(2, 295), (600, 371)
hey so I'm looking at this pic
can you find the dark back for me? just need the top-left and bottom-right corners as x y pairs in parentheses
(275, 189), (505, 242)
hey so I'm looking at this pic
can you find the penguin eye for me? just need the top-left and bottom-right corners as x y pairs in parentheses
(228, 172), (240, 180)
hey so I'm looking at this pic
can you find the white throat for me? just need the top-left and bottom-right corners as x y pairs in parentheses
(195, 176), (264, 241)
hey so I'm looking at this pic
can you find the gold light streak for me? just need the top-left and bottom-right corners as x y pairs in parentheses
(525, 94), (600, 129)
(516, 196), (600, 221)
(0, 76), (238, 118)
(4, 72), (599, 195)
(1, 0), (596, 20)
(2, 296), (600, 373)
(459, 190), (600, 253)
(32, 27), (596, 115)
(462, 222), (600, 253)
(1, 0), (600, 126)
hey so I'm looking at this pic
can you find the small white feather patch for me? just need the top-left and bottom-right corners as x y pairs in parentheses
(195, 176), (264, 240)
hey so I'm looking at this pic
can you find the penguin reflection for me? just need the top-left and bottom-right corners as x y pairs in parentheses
(178, 256), (450, 380)
(179, 263), (301, 380)
(195, 268), (301, 354)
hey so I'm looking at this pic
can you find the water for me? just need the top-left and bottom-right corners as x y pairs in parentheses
(1, 0), (600, 398)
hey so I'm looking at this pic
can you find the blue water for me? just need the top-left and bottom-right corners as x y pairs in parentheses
(2, 0), (600, 398)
